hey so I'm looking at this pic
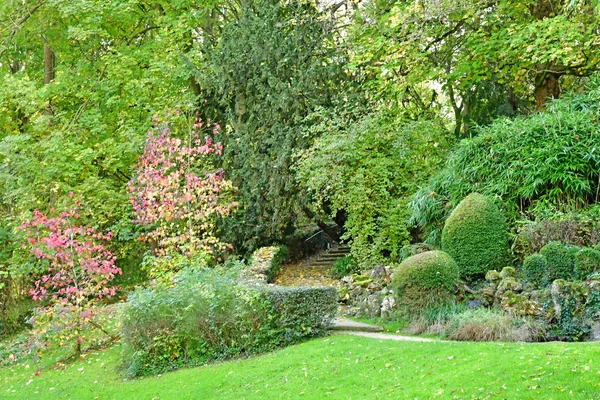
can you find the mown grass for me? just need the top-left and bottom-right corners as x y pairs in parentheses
(2, 335), (599, 399)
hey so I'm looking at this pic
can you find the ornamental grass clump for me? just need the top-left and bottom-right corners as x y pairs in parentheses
(441, 193), (510, 280)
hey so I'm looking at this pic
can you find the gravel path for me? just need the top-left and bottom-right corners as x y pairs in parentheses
(333, 330), (442, 342)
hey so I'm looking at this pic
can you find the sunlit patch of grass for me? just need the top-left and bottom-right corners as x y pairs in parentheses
(2, 334), (599, 399)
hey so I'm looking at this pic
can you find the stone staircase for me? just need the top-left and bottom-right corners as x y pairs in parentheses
(310, 245), (351, 267)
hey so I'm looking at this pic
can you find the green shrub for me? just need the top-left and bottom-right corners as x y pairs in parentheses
(574, 248), (600, 280)
(392, 251), (459, 314)
(522, 253), (548, 287)
(539, 241), (579, 282)
(514, 216), (600, 260)
(121, 263), (336, 377)
(329, 256), (358, 278)
(441, 193), (510, 279)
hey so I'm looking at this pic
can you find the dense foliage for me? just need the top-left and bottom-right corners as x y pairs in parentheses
(441, 193), (510, 279)
(298, 109), (452, 263)
(204, 0), (347, 251)
(3, 0), (600, 352)
(412, 84), (600, 243)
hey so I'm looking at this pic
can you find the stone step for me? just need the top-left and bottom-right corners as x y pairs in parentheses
(325, 251), (350, 257)
(330, 317), (384, 333)
(311, 262), (336, 267)
(316, 255), (346, 261)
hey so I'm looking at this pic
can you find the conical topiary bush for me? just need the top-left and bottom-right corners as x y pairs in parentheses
(441, 193), (509, 279)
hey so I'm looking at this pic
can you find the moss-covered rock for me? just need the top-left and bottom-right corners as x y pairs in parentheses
(548, 279), (590, 341)
(522, 253), (548, 287)
(441, 193), (510, 280)
(540, 242), (579, 283)
(501, 291), (541, 316)
(499, 267), (517, 279)
(391, 250), (459, 313)
(496, 277), (522, 296)
(485, 269), (501, 282)
(574, 248), (600, 280)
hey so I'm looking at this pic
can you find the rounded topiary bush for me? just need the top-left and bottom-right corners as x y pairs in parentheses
(392, 251), (459, 313)
(539, 241), (579, 282)
(574, 248), (600, 280)
(441, 193), (509, 280)
(522, 253), (548, 287)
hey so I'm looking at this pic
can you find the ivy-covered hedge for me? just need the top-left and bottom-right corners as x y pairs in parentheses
(121, 251), (336, 377)
(441, 193), (510, 279)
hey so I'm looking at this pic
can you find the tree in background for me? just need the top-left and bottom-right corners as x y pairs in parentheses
(203, 0), (350, 251)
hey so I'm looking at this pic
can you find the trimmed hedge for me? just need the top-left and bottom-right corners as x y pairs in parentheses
(574, 248), (600, 280)
(122, 255), (336, 377)
(262, 286), (337, 343)
(522, 253), (548, 287)
(539, 241), (579, 282)
(392, 251), (459, 313)
(441, 193), (510, 279)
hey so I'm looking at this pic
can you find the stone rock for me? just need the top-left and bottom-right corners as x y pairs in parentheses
(590, 322), (600, 341)
(380, 296), (396, 319)
(496, 277), (522, 296)
(499, 266), (517, 279)
(338, 286), (350, 302)
(500, 291), (541, 316)
(358, 294), (382, 317)
(341, 275), (353, 286)
(467, 299), (484, 309)
(485, 269), (501, 282)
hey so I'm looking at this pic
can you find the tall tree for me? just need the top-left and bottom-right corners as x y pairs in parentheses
(204, 0), (349, 251)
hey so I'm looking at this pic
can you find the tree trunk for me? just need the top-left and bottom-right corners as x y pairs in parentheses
(302, 207), (341, 243)
(534, 72), (561, 110)
(43, 43), (55, 84)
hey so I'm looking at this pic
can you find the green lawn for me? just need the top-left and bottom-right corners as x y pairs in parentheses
(1, 335), (599, 399)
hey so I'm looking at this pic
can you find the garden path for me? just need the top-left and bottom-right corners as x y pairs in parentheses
(333, 331), (441, 342)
